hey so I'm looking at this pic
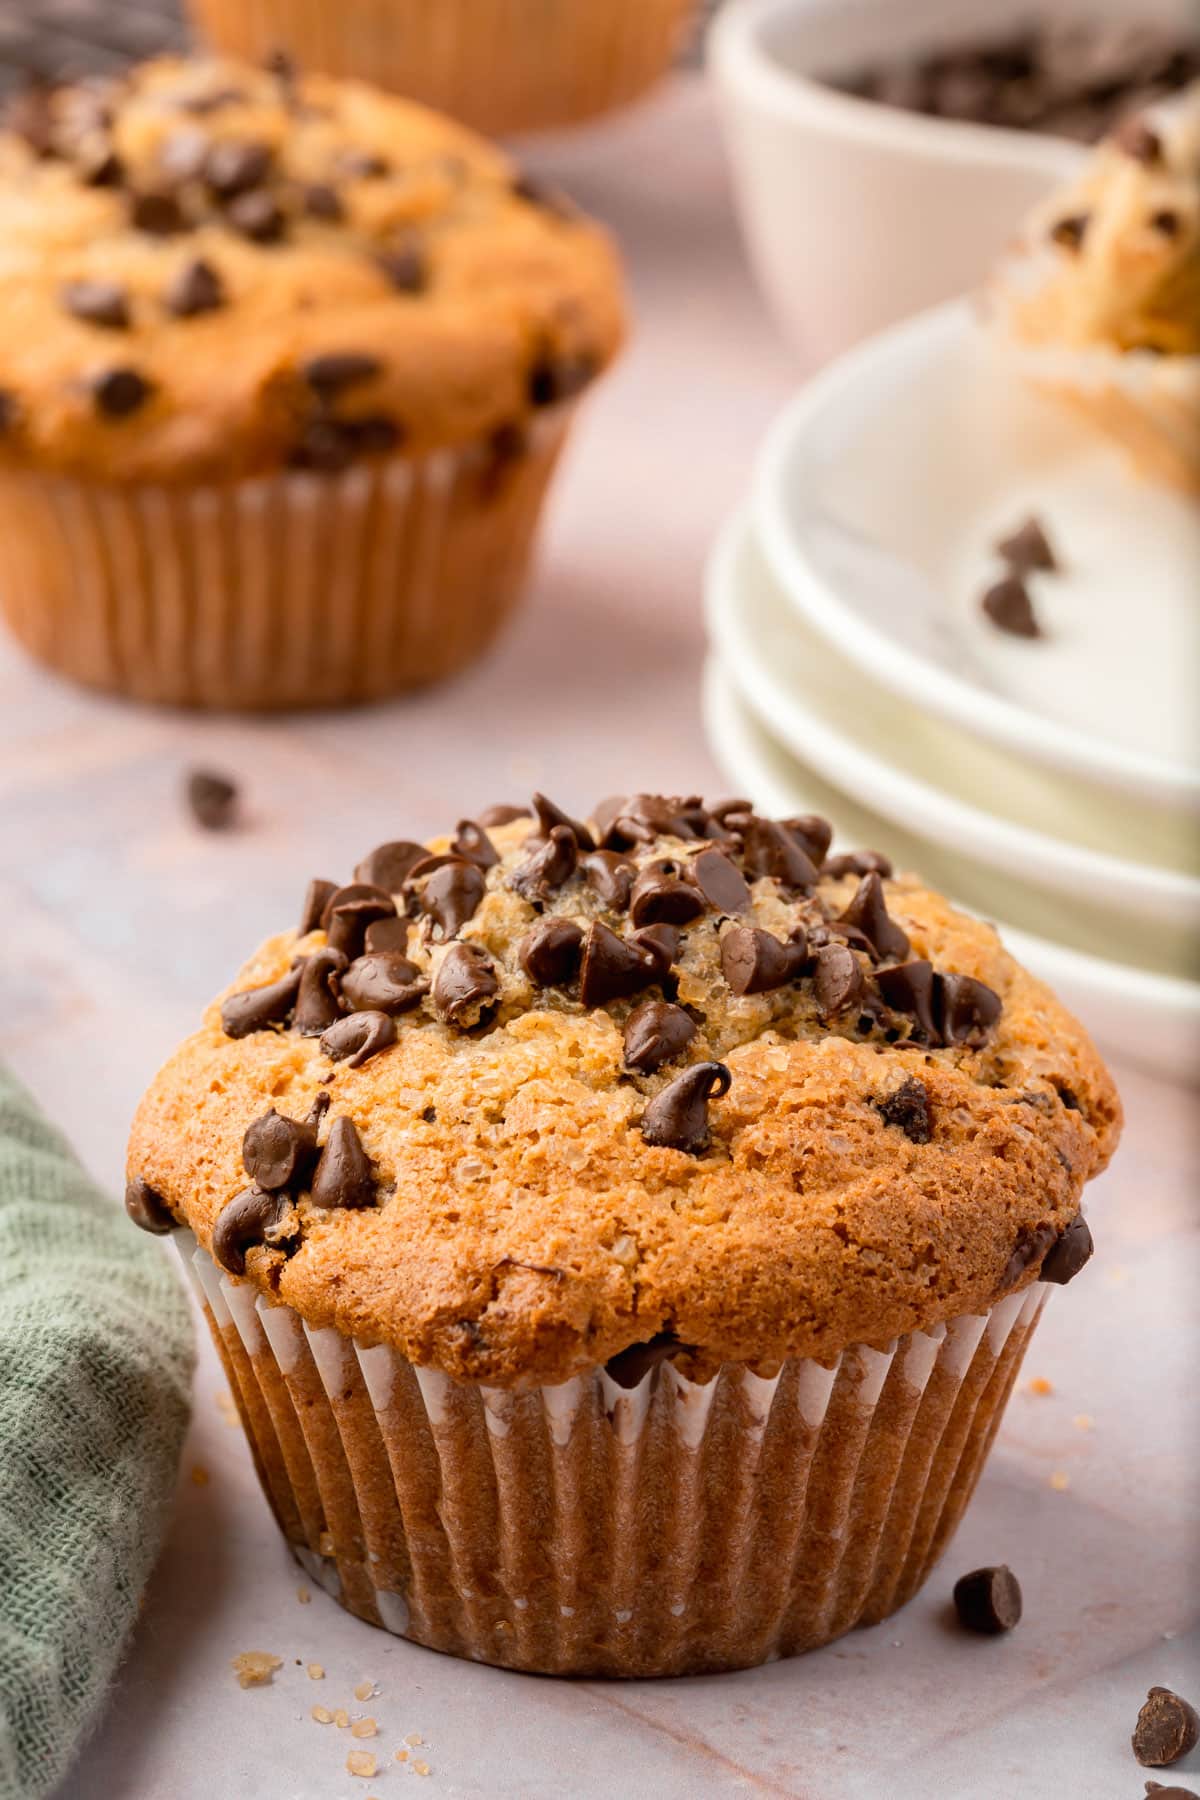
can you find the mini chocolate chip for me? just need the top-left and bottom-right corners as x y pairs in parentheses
(953, 1566), (1022, 1635)
(876, 960), (939, 1041)
(838, 872), (910, 962)
(227, 189), (287, 243)
(129, 190), (187, 235)
(478, 803), (531, 828)
(641, 1061), (732, 1155)
(80, 146), (124, 187)
(92, 367), (153, 419)
(529, 351), (595, 408)
(629, 860), (706, 929)
(125, 1177), (174, 1236)
(594, 793), (705, 849)
(310, 1115), (376, 1210)
(520, 917), (584, 988)
(450, 820), (499, 869)
(293, 946), (348, 1035)
(823, 849), (893, 879)
(582, 850), (636, 910)
(741, 817), (820, 891)
(938, 972), (1003, 1046)
(605, 1333), (691, 1390)
(1150, 208), (1181, 237)
(205, 138), (272, 197)
(691, 846), (752, 914)
(354, 841), (426, 891)
(1113, 115), (1161, 162)
(813, 943), (865, 1020)
(221, 968), (302, 1038)
(1040, 1213), (1094, 1285)
(341, 951), (428, 1015)
(1050, 212), (1088, 250)
(623, 1001), (697, 1074)
(320, 1009), (396, 1068)
(165, 258), (225, 318)
(242, 1106), (320, 1191)
(721, 926), (808, 996)
(212, 1186), (291, 1275)
(304, 183), (345, 221)
(1133, 1689), (1200, 1769)
(376, 245), (427, 293)
(983, 574), (1042, 638)
(299, 877), (338, 937)
(579, 921), (664, 1008)
(62, 280), (130, 331)
(326, 888), (397, 960)
(783, 814), (834, 866)
(418, 858), (486, 939)
(996, 514), (1058, 574)
(185, 767), (237, 831)
(339, 149), (390, 178)
(512, 825), (578, 900)
(434, 942), (499, 1027)
(303, 352), (383, 398)
(631, 924), (680, 985)
(1001, 1221), (1058, 1290)
(531, 792), (595, 850)
(875, 1076), (932, 1144)
(364, 915), (411, 955)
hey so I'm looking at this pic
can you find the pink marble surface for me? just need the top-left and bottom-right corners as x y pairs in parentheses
(0, 75), (1196, 1800)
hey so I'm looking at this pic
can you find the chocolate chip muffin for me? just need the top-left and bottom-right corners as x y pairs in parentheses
(990, 90), (1199, 496)
(128, 793), (1121, 1676)
(188, 0), (696, 137)
(0, 57), (624, 708)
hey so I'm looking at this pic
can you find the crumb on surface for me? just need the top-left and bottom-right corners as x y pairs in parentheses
(347, 1750), (378, 1778)
(215, 1388), (239, 1426)
(307, 1662), (324, 1680)
(404, 1733), (423, 1747)
(1028, 1376), (1054, 1395)
(297, 1586), (312, 1605)
(354, 1679), (375, 1701)
(232, 1651), (282, 1688)
(414, 1761), (431, 1777)
(1050, 1470), (1071, 1491)
(395, 1749), (408, 1763)
(351, 1717), (377, 1739)
(312, 1705), (333, 1725)
(335, 1708), (350, 1729)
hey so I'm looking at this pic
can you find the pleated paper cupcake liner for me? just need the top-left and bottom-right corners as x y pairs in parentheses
(188, 0), (696, 135)
(0, 410), (569, 711)
(176, 1230), (1047, 1677)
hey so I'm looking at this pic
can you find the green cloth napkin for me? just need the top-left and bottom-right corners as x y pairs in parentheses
(0, 1065), (193, 1800)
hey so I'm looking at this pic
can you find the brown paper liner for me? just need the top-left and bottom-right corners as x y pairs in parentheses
(0, 414), (568, 710)
(187, 0), (695, 134)
(180, 1232), (1047, 1677)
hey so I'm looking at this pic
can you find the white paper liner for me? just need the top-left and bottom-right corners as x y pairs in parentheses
(177, 1230), (1048, 1677)
(0, 409), (570, 710)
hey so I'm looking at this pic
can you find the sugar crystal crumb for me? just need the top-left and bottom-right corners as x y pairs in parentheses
(307, 1663), (324, 1680)
(311, 1705), (333, 1725)
(354, 1680), (375, 1700)
(1050, 1470), (1070, 1491)
(347, 1750), (377, 1778)
(351, 1718), (377, 1739)
(232, 1651), (282, 1688)
(297, 1587), (312, 1605)
(1027, 1377), (1054, 1396)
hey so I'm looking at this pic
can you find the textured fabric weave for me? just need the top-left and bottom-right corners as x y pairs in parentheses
(0, 1066), (192, 1800)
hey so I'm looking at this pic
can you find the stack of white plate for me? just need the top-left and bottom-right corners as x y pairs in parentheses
(703, 300), (1200, 1082)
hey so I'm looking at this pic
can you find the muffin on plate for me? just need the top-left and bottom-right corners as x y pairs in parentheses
(0, 58), (624, 709)
(188, 0), (696, 137)
(990, 88), (1199, 496)
(127, 793), (1121, 1676)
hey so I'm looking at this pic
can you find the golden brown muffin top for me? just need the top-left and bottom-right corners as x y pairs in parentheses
(127, 796), (1122, 1389)
(0, 57), (625, 483)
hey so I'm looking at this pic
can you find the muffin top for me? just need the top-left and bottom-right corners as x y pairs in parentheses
(128, 795), (1121, 1388)
(0, 57), (625, 484)
(998, 90), (1199, 356)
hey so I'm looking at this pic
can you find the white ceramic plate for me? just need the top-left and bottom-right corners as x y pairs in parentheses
(706, 510), (1200, 936)
(753, 299), (1200, 808)
(701, 656), (1200, 1083)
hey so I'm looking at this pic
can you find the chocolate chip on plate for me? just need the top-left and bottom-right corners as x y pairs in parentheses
(185, 767), (238, 831)
(838, 871), (910, 961)
(242, 1105), (321, 1191)
(125, 1176), (175, 1236)
(982, 574), (1043, 639)
(996, 514), (1058, 574)
(953, 1565), (1023, 1635)
(165, 257), (225, 318)
(1040, 1213), (1095, 1285)
(293, 946), (349, 1035)
(1133, 1689), (1200, 1769)
(721, 925), (808, 997)
(641, 1061), (732, 1155)
(691, 846), (752, 914)
(310, 1115), (376, 1210)
(341, 951), (428, 1015)
(875, 1075), (932, 1144)
(354, 841), (426, 891)
(92, 367), (154, 419)
(62, 280), (130, 331)
(623, 1000), (697, 1074)
(220, 968), (302, 1038)
(212, 1186), (291, 1275)
(813, 943), (865, 1020)
(299, 877), (338, 937)
(320, 1009), (397, 1068)
(520, 917), (584, 988)
(433, 941), (499, 1027)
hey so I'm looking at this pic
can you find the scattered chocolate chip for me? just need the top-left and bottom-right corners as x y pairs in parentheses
(185, 767), (238, 831)
(339, 149), (390, 178)
(433, 942), (499, 1027)
(212, 1186), (292, 1275)
(1040, 1213), (1095, 1285)
(354, 841), (426, 891)
(512, 825), (578, 900)
(376, 244), (427, 293)
(341, 951), (428, 1015)
(631, 924), (681, 986)
(605, 1333), (691, 1389)
(92, 367), (153, 419)
(124, 1176), (174, 1236)
(309, 1115), (376, 1210)
(478, 803), (531, 828)
(838, 872), (910, 961)
(823, 849), (894, 880)
(242, 1106), (321, 1192)
(582, 850), (636, 910)
(721, 926), (808, 997)
(953, 1565), (1023, 1635)
(165, 258), (225, 319)
(303, 183), (345, 222)
(1150, 208), (1182, 238)
(1050, 212), (1089, 251)
(320, 1009), (397, 1068)
(528, 351), (595, 408)
(79, 146), (124, 188)
(61, 280), (129, 331)
(691, 846), (752, 914)
(641, 1061), (732, 1156)
(623, 1001), (697, 1074)
(303, 352), (382, 399)
(579, 921), (663, 1008)
(129, 190), (187, 236)
(875, 1075), (932, 1144)
(876, 960), (939, 1041)
(293, 946), (348, 1035)
(783, 814), (835, 866)
(741, 817), (820, 891)
(594, 793), (705, 850)
(1113, 115), (1162, 162)
(418, 858), (486, 939)
(227, 189), (287, 243)
(1000, 1221), (1059, 1290)
(1134, 1689), (1200, 1769)
(325, 887), (397, 960)
(996, 514), (1058, 574)
(450, 820), (499, 869)
(813, 944), (865, 1020)
(938, 972), (1003, 1046)
(629, 860), (706, 929)
(299, 877), (337, 937)
(531, 792), (594, 850)
(205, 138), (272, 198)
(983, 574), (1042, 638)
(220, 968), (302, 1038)
(519, 917), (584, 988)
(364, 915), (410, 955)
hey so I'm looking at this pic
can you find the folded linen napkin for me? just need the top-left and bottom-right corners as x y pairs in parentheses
(0, 1065), (192, 1800)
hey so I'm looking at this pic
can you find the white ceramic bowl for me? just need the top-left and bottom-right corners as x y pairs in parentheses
(708, 0), (1190, 365)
